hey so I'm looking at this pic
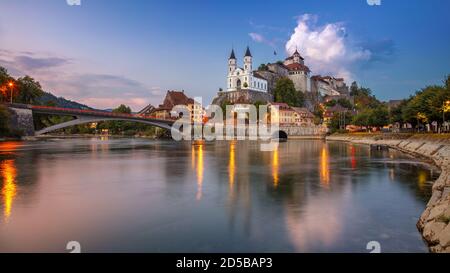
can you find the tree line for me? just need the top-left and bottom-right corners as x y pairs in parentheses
(0, 66), (161, 137)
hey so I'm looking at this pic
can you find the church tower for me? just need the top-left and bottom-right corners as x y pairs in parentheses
(228, 49), (236, 75)
(292, 48), (304, 64)
(244, 46), (252, 72)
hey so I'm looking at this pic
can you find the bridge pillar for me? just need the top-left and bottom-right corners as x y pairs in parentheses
(8, 107), (35, 136)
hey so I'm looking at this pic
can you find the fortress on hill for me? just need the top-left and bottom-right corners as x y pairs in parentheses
(212, 46), (349, 107)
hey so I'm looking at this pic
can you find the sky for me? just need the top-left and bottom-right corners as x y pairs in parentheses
(0, 0), (449, 111)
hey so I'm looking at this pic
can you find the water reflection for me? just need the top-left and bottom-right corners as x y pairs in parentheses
(1, 159), (17, 221)
(320, 145), (330, 187)
(0, 139), (436, 252)
(195, 142), (204, 200)
(272, 148), (279, 188)
(229, 141), (236, 189)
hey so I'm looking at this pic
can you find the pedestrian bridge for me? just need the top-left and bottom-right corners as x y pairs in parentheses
(6, 103), (176, 136)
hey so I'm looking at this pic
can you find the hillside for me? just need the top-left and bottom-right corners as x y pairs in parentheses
(38, 92), (93, 110)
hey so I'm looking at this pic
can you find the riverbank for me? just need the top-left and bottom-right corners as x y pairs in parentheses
(326, 133), (450, 253)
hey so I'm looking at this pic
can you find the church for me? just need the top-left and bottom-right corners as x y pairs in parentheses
(212, 47), (272, 105)
(227, 47), (268, 93)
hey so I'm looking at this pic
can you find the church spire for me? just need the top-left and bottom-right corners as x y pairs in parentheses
(244, 46), (252, 57)
(229, 48), (236, 60)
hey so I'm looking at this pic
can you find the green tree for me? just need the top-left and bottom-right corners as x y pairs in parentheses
(329, 111), (352, 133)
(16, 76), (44, 104)
(350, 81), (358, 96)
(324, 100), (336, 107)
(0, 105), (11, 136)
(274, 77), (304, 107)
(258, 64), (269, 71)
(337, 98), (353, 109)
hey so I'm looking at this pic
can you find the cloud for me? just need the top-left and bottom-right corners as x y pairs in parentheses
(285, 14), (372, 82)
(0, 50), (71, 72)
(0, 49), (162, 111)
(45, 73), (163, 111)
(14, 55), (70, 70)
(249, 32), (276, 48)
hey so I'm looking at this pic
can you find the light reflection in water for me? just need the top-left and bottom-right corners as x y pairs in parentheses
(1, 159), (17, 221)
(417, 170), (428, 190)
(350, 145), (357, 169)
(196, 143), (204, 200)
(191, 145), (196, 170)
(272, 148), (279, 188)
(229, 141), (236, 189)
(320, 145), (330, 187)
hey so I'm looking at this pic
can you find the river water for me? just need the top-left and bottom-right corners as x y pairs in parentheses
(0, 138), (438, 252)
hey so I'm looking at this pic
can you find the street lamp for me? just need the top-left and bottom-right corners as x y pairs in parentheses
(8, 82), (14, 104)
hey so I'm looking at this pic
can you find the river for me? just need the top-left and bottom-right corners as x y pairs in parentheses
(0, 138), (438, 252)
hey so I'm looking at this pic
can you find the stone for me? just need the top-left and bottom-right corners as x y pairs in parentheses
(428, 203), (448, 220)
(427, 191), (442, 208)
(442, 187), (450, 199)
(438, 224), (450, 247)
(444, 207), (450, 219)
(423, 221), (446, 243)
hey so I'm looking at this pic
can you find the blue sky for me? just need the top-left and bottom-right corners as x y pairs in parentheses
(0, 0), (449, 110)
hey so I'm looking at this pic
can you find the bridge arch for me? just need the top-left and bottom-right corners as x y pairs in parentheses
(35, 116), (174, 136)
(272, 130), (288, 140)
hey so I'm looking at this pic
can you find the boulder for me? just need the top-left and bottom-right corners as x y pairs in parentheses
(423, 221), (446, 244)
(428, 203), (447, 221)
(438, 224), (450, 248)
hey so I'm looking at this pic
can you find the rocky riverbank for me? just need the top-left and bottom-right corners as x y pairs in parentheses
(327, 133), (450, 253)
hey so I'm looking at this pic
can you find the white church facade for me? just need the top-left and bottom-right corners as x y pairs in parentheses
(227, 47), (268, 93)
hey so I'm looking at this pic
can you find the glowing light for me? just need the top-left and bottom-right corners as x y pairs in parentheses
(320, 146), (330, 187)
(272, 148), (279, 188)
(196, 144), (204, 200)
(1, 160), (17, 221)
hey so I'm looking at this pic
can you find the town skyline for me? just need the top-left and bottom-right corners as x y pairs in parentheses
(0, 0), (449, 111)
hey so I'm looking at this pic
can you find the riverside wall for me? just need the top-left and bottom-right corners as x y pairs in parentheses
(326, 133), (450, 253)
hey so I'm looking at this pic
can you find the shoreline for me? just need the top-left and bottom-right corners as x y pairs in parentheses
(326, 133), (450, 253)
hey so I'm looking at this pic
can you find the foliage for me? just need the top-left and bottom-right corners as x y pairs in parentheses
(400, 78), (450, 126)
(337, 98), (353, 109)
(0, 105), (11, 136)
(329, 111), (353, 133)
(352, 106), (389, 128)
(16, 76), (44, 104)
(274, 77), (304, 107)
(324, 100), (336, 107)
(258, 64), (269, 71)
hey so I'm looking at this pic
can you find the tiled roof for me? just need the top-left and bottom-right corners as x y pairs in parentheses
(292, 107), (315, 118)
(156, 90), (194, 111)
(285, 63), (310, 73)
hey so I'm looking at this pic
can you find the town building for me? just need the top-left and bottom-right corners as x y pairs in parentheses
(257, 49), (311, 94)
(311, 75), (349, 97)
(267, 102), (315, 126)
(143, 90), (203, 123)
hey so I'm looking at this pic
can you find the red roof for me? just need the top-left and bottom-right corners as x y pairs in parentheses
(156, 90), (195, 111)
(285, 63), (310, 73)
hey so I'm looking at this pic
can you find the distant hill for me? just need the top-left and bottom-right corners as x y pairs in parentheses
(38, 92), (93, 110)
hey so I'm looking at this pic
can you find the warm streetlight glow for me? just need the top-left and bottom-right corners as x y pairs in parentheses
(8, 82), (13, 87)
